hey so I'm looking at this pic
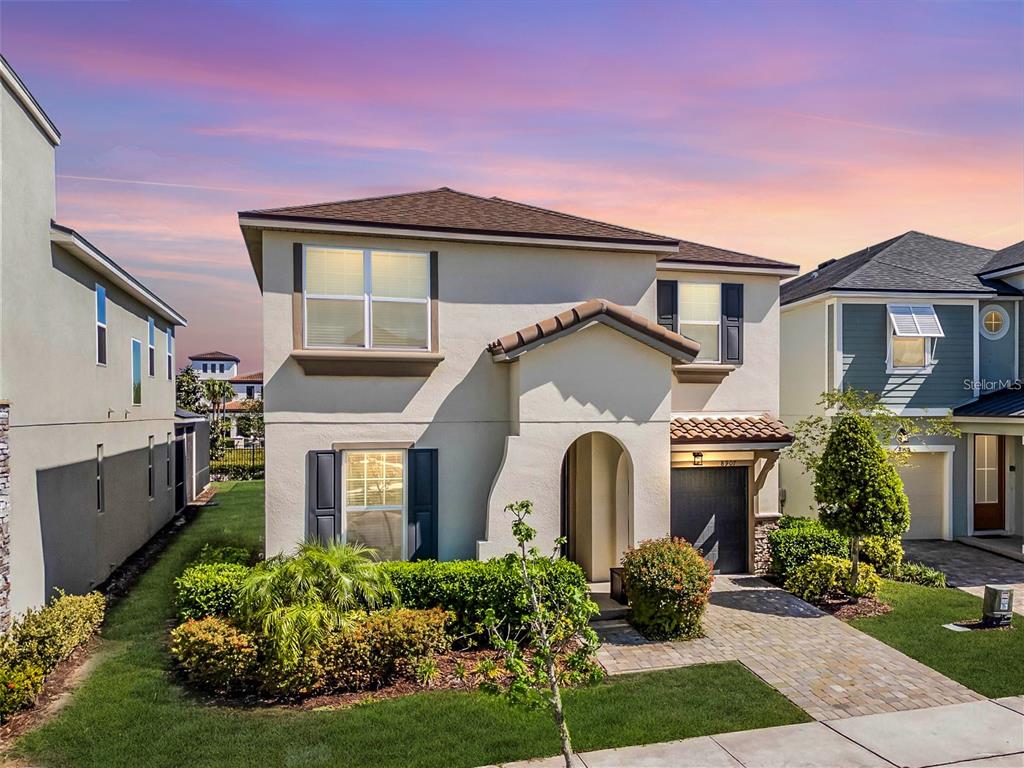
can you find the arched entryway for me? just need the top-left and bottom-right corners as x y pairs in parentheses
(560, 432), (633, 582)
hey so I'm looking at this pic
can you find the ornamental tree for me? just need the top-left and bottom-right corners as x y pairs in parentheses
(814, 412), (910, 591)
(175, 367), (207, 414)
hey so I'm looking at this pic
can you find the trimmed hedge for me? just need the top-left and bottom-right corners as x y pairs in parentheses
(620, 537), (713, 640)
(0, 591), (105, 721)
(174, 563), (251, 620)
(768, 516), (847, 580)
(785, 554), (881, 603)
(170, 608), (451, 698)
(380, 557), (589, 643)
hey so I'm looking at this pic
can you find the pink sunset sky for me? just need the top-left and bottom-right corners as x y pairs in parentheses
(2, 0), (1022, 373)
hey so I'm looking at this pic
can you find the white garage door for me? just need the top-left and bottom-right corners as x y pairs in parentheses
(898, 452), (946, 540)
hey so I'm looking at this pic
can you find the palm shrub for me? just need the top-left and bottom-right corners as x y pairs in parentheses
(815, 413), (910, 591)
(621, 537), (713, 640)
(234, 540), (395, 663)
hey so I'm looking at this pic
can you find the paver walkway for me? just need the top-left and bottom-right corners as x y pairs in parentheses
(493, 697), (1024, 768)
(595, 576), (982, 721)
(905, 540), (1024, 614)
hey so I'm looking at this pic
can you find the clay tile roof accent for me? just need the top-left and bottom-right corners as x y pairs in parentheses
(240, 187), (678, 247)
(224, 399), (260, 412)
(669, 414), (794, 446)
(188, 350), (241, 362)
(229, 371), (263, 384)
(487, 299), (701, 361)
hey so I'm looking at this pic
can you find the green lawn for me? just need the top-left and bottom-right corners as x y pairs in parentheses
(851, 580), (1024, 698)
(9, 481), (808, 768)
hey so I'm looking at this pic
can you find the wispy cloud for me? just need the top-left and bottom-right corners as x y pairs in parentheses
(58, 174), (251, 193)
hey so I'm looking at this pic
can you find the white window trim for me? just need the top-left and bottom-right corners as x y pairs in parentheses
(95, 283), (107, 367)
(302, 245), (431, 352)
(166, 328), (174, 381)
(980, 304), (1010, 341)
(885, 316), (936, 375)
(166, 432), (173, 488)
(148, 435), (155, 500)
(341, 449), (408, 560)
(130, 338), (143, 406)
(677, 280), (721, 364)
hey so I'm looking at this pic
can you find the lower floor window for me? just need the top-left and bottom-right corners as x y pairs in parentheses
(343, 450), (405, 560)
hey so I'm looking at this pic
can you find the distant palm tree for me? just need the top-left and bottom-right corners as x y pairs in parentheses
(202, 378), (234, 423)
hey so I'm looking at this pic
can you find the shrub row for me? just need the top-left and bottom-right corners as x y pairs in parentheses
(769, 516), (902, 580)
(209, 462), (265, 480)
(174, 562), (251, 620)
(620, 537), (713, 640)
(784, 554), (882, 603)
(0, 591), (105, 721)
(170, 607), (451, 697)
(380, 557), (589, 643)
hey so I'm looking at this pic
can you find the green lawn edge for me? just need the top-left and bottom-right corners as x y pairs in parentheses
(8, 481), (808, 768)
(851, 579), (1024, 699)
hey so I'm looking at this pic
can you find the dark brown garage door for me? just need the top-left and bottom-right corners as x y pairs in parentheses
(670, 467), (749, 574)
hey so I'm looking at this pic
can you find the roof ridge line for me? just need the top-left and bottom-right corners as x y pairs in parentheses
(904, 230), (996, 253)
(487, 195), (675, 242)
(243, 187), (456, 215)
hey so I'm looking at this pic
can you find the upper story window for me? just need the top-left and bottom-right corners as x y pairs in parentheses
(166, 328), (174, 380)
(131, 339), (143, 405)
(888, 304), (944, 372)
(303, 246), (430, 350)
(678, 282), (721, 363)
(980, 305), (1009, 341)
(96, 285), (107, 366)
(148, 317), (156, 377)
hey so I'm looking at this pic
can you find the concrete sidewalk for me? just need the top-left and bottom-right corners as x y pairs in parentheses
(491, 697), (1024, 768)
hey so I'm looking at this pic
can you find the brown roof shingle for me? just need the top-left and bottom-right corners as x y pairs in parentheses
(670, 414), (794, 446)
(229, 371), (263, 384)
(240, 187), (678, 248)
(661, 240), (799, 271)
(487, 299), (700, 361)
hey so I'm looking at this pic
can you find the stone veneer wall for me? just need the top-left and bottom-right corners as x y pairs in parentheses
(752, 517), (778, 576)
(0, 403), (9, 631)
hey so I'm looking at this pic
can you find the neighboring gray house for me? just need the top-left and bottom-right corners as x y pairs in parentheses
(0, 55), (202, 626)
(239, 187), (798, 578)
(780, 231), (1024, 549)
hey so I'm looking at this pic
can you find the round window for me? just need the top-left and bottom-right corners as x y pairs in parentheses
(980, 305), (1009, 341)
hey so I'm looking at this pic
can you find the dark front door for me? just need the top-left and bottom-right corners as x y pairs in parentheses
(671, 467), (749, 573)
(973, 434), (1005, 531)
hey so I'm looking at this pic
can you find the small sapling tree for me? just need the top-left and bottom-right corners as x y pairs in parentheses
(814, 413), (910, 591)
(482, 500), (600, 768)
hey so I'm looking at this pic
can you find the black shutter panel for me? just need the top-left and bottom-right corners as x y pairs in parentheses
(721, 283), (744, 364)
(407, 448), (438, 561)
(656, 280), (678, 332)
(307, 450), (340, 544)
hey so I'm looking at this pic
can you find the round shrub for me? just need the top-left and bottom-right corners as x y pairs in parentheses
(785, 554), (881, 604)
(175, 563), (250, 620)
(896, 561), (946, 588)
(860, 536), (903, 578)
(0, 661), (44, 722)
(767, 516), (847, 580)
(170, 616), (259, 693)
(620, 537), (713, 640)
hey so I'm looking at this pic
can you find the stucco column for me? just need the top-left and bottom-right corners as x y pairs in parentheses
(0, 402), (10, 630)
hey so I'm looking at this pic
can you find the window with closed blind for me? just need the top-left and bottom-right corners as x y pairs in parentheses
(303, 246), (430, 351)
(343, 450), (405, 560)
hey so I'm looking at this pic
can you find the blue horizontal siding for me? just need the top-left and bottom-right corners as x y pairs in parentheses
(842, 303), (975, 409)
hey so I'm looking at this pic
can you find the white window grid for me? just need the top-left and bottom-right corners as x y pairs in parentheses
(131, 338), (143, 406)
(677, 281), (721, 363)
(303, 246), (430, 351)
(341, 449), (408, 560)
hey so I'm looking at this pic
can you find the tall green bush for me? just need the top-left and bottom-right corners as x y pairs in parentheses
(767, 516), (847, 579)
(815, 413), (910, 589)
(175, 563), (251, 620)
(620, 537), (713, 640)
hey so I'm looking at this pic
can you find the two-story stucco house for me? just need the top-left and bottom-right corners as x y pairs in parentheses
(780, 231), (1024, 549)
(239, 188), (798, 579)
(189, 350), (241, 380)
(0, 55), (204, 626)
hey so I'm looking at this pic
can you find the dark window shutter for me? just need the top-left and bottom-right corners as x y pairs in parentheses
(407, 448), (438, 561)
(721, 283), (744, 364)
(307, 450), (340, 544)
(656, 280), (678, 332)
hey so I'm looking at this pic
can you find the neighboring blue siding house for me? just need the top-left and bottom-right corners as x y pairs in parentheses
(780, 232), (1024, 547)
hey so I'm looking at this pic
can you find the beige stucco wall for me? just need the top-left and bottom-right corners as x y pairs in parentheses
(778, 299), (830, 517)
(1, 77), (179, 614)
(479, 322), (671, 566)
(260, 228), (662, 558)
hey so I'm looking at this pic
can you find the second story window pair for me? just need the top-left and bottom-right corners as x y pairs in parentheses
(303, 246), (430, 350)
(888, 304), (944, 371)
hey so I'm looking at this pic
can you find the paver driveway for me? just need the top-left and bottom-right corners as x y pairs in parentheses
(595, 576), (982, 721)
(904, 540), (1024, 614)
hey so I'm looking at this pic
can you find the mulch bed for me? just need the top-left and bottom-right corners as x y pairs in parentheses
(819, 596), (893, 620)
